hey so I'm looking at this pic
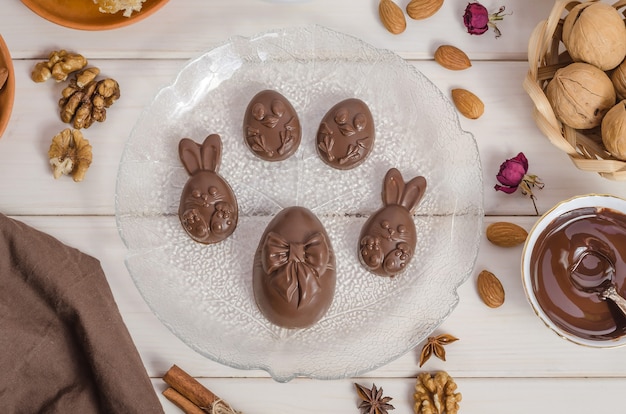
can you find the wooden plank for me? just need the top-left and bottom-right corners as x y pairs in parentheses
(4, 1), (624, 413)
(11, 215), (626, 382)
(152, 376), (626, 414)
(1, 0), (553, 60)
(2, 60), (624, 217)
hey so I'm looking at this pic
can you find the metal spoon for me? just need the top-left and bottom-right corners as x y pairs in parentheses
(569, 247), (626, 317)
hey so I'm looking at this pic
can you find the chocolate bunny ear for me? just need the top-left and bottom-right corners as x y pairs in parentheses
(178, 134), (222, 175)
(381, 168), (427, 213)
(200, 134), (222, 173)
(382, 168), (406, 206)
(400, 175), (427, 214)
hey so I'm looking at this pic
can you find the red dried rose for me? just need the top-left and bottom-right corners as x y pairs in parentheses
(495, 152), (544, 215)
(463, 2), (508, 38)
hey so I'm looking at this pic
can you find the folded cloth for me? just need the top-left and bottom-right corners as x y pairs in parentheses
(0, 214), (164, 413)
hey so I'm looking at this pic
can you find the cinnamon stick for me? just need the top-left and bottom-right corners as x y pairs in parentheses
(163, 387), (205, 414)
(163, 365), (220, 408)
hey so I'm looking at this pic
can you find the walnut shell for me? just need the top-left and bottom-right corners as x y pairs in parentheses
(601, 100), (626, 160)
(563, 2), (626, 71)
(611, 58), (626, 100)
(546, 62), (616, 129)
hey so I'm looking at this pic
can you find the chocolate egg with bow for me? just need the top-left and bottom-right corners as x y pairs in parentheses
(316, 98), (375, 170)
(253, 206), (336, 329)
(243, 90), (301, 161)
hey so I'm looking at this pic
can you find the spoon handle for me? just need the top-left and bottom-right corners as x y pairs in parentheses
(601, 286), (626, 317)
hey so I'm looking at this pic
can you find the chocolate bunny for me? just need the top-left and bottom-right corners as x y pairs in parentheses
(358, 168), (427, 277)
(178, 134), (238, 244)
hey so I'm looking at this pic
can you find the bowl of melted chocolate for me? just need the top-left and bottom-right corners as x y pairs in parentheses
(522, 194), (626, 347)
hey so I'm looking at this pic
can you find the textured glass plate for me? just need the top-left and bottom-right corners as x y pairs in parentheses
(116, 26), (483, 382)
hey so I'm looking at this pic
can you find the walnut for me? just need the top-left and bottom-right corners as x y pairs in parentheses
(414, 371), (462, 414)
(48, 128), (93, 182)
(611, 58), (626, 101)
(59, 69), (120, 129)
(31, 50), (87, 83)
(602, 100), (626, 160)
(76, 67), (100, 88)
(562, 2), (626, 71)
(546, 62), (616, 129)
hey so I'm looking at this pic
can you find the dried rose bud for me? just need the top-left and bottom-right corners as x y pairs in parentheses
(463, 2), (508, 38)
(464, 2), (489, 35)
(495, 152), (528, 193)
(494, 152), (544, 215)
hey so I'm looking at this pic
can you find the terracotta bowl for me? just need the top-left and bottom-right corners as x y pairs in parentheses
(0, 35), (15, 139)
(20, 0), (170, 30)
(522, 194), (626, 348)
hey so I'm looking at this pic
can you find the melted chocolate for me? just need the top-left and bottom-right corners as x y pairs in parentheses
(316, 98), (375, 170)
(253, 207), (336, 329)
(358, 168), (427, 277)
(178, 134), (238, 244)
(243, 90), (301, 161)
(531, 207), (626, 341)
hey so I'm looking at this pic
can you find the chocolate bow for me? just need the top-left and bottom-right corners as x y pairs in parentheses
(262, 231), (330, 308)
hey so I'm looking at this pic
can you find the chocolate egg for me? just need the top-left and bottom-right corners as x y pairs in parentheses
(178, 134), (238, 244)
(359, 168), (427, 277)
(243, 90), (301, 161)
(253, 206), (336, 328)
(316, 98), (375, 170)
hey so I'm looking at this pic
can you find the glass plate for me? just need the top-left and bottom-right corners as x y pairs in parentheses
(116, 26), (483, 382)
(20, 0), (169, 30)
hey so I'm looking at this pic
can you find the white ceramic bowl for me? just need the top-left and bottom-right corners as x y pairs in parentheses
(522, 194), (626, 348)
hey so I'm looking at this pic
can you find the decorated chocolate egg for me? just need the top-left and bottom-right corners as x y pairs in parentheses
(316, 98), (375, 170)
(243, 90), (301, 161)
(253, 206), (336, 329)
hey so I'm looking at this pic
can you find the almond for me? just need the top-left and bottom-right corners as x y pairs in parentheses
(486, 222), (528, 247)
(451, 88), (484, 119)
(434, 45), (472, 70)
(379, 0), (406, 35)
(477, 270), (505, 308)
(406, 0), (444, 20)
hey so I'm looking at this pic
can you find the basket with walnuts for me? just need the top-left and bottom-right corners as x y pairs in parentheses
(524, 0), (626, 180)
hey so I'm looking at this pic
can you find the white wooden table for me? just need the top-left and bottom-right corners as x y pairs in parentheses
(3, 1), (626, 412)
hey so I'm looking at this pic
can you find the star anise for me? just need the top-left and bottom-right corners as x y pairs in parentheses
(354, 382), (395, 414)
(419, 334), (459, 367)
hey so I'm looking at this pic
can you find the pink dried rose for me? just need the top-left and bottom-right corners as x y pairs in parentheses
(463, 2), (508, 39)
(495, 152), (544, 215)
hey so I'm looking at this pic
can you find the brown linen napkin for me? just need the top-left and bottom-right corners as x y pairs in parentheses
(0, 214), (164, 413)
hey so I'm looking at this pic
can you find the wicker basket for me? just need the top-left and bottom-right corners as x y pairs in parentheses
(523, 0), (626, 180)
